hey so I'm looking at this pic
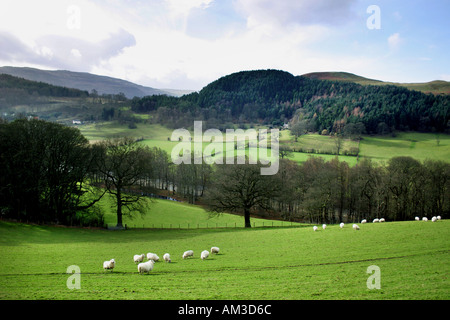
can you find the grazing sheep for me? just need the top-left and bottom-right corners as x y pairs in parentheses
(147, 253), (159, 262)
(182, 250), (194, 259)
(201, 250), (209, 260)
(339, 222), (344, 228)
(313, 226), (318, 232)
(133, 254), (145, 264)
(163, 253), (171, 263)
(415, 216), (420, 221)
(352, 224), (360, 230)
(437, 216), (441, 220)
(103, 259), (115, 271)
(138, 260), (154, 274)
(422, 217), (428, 222)
(211, 247), (220, 254)
(322, 224), (327, 230)
(432, 216), (437, 222)
(373, 218), (379, 223)
(379, 218), (385, 222)
(361, 219), (367, 224)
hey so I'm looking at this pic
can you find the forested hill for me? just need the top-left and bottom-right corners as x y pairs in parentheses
(132, 69), (450, 134)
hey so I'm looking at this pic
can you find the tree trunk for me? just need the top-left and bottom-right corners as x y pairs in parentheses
(244, 208), (251, 228)
(116, 189), (123, 228)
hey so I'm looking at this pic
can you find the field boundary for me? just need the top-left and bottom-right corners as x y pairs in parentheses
(109, 221), (305, 230)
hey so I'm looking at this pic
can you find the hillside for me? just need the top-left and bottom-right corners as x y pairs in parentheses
(302, 71), (450, 95)
(0, 66), (173, 98)
(0, 73), (132, 122)
(2, 67), (449, 135)
(136, 69), (450, 134)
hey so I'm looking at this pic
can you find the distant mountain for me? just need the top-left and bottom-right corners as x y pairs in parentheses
(302, 71), (450, 95)
(0, 66), (179, 98)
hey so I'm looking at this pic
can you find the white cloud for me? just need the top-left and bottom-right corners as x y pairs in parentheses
(388, 33), (402, 49)
(70, 49), (82, 59)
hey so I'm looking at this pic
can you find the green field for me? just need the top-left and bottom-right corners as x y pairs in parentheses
(359, 132), (450, 163)
(1, 216), (448, 300)
(78, 122), (450, 166)
(101, 197), (298, 229)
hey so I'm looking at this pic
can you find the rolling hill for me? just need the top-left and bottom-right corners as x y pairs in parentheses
(0, 66), (174, 98)
(302, 71), (450, 95)
(142, 69), (449, 134)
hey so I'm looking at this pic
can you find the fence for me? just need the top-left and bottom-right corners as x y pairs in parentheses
(106, 221), (303, 230)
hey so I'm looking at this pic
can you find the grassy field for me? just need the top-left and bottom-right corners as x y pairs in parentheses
(0, 218), (448, 300)
(359, 132), (450, 164)
(101, 197), (298, 229)
(78, 122), (450, 166)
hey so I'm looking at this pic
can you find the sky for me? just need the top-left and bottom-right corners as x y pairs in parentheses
(0, 0), (449, 91)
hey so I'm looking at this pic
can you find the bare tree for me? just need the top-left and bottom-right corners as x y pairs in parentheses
(204, 161), (281, 228)
(95, 137), (153, 228)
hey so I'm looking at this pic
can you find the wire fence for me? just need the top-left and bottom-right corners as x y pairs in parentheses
(106, 221), (304, 230)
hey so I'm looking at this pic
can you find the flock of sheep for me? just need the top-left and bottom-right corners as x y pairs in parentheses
(313, 215), (442, 232)
(416, 215), (441, 222)
(102, 246), (220, 274)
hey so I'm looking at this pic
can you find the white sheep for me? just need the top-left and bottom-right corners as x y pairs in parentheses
(361, 219), (367, 224)
(133, 254), (145, 264)
(437, 216), (441, 220)
(373, 218), (379, 223)
(138, 260), (154, 274)
(147, 253), (159, 262)
(422, 217), (428, 222)
(182, 250), (194, 259)
(352, 224), (360, 230)
(163, 253), (171, 263)
(415, 216), (420, 221)
(201, 250), (209, 260)
(432, 216), (437, 222)
(339, 222), (344, 228)
(103, 259), (115, 271)
(379, 218), (385, 222)
(322, 224), (327, 230)
(211, 247), (220, 254)
(313, 226), (318, 232)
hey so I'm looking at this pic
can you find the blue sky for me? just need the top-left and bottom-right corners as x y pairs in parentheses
(0, 0), (449, 90)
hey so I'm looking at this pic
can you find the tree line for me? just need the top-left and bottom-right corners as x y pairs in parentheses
(1, 118), (449, 228)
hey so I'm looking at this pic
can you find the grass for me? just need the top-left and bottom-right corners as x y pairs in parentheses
(0, 218), (448, 300)
(77, 122), (450, 166)
(359, 132), (450, 164)
(100, 196), (298, 229)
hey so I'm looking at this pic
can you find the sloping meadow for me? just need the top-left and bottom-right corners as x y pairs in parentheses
(0, 218), (448, 300)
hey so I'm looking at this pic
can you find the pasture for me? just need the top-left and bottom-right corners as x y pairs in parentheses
(0, 215), (448, 300)
(77, 122), (450, 166)
(101, 197), (298, 229)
